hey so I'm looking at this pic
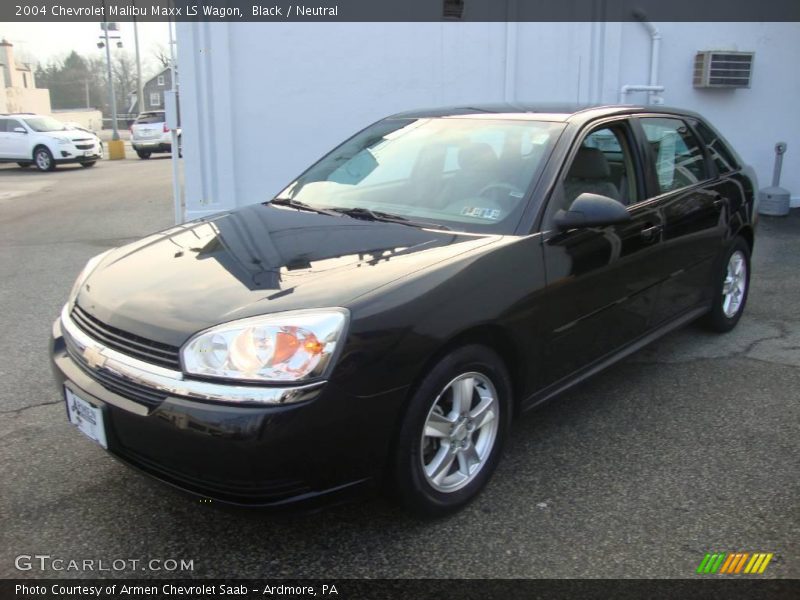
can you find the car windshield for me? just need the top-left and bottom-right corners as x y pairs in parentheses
(277, 117), (564, 234)
(23, 116), (67, 132)
(136, 113), (165, 124)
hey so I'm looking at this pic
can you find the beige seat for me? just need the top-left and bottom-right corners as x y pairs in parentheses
(563, 147), (620, 207)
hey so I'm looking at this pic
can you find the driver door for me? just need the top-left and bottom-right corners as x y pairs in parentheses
(539, 119), (666, 386)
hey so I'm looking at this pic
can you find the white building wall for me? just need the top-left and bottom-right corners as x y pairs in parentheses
(177, 21), (800, 221)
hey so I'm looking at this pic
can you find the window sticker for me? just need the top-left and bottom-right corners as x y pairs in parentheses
(461, 207), (501, 220)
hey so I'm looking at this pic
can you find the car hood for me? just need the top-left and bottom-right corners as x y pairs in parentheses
(75, 203), (501, 347)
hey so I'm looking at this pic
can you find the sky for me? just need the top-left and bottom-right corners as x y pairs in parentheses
(1, 22), (172, 75)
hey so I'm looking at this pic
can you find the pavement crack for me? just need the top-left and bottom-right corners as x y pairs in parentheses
(0, 400), (61, 417)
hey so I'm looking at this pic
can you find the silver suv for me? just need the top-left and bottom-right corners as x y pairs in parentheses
(130, 111), (181, 159)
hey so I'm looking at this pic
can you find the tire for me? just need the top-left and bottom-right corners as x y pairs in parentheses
(80, 161), (97, 168)
(17, 162), (31, 168)
(392, 344), (513, 517)
(136, 151), (151, 159)
(33, 146), (55, 172)
(703, 236), (751, 333)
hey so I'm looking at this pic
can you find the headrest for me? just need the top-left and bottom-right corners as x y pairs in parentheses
(458, 142), (498, 171)
(569, 147), (611, 179)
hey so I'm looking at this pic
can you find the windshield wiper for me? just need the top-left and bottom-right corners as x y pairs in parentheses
(330, 207), (451, 231)
(269, 197), (342, 217)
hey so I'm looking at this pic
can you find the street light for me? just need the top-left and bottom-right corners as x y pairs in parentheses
(99, 8), (125, 159)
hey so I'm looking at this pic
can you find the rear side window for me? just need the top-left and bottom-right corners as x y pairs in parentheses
(136, 113), (165, 124)
(690, 119), (740, 174)
(640, 117), (709, 194)
(0, 119), (7, 133)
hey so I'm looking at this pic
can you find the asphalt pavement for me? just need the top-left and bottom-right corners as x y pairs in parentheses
(0, 158), (797, 579)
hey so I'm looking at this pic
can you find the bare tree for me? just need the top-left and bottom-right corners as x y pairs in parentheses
(152, 43), (170, 70)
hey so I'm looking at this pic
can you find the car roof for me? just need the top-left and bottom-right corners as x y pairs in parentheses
(387, 103), (703, 124)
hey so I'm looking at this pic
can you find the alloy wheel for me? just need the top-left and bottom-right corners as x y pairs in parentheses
(722, 250), (747, 318)
(35, 150), (51, 170)
(420, 372), (499, 493)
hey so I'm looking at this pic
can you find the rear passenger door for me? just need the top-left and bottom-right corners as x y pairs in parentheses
(634, 117), (725, 324)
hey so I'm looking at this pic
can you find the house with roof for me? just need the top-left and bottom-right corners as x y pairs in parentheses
(128, 67), (174, 114)
(0, 39), (51, 114)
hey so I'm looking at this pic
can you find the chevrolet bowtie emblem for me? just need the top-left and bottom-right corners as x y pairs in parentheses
(83, 346), (106, 369)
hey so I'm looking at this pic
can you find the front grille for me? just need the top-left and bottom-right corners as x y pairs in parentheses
(71, 305), (182, 370)
(64, 333), (167, 408)
(75, 144), (94, 150)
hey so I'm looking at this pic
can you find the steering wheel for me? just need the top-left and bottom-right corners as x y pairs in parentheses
(478, 182), (524, 202)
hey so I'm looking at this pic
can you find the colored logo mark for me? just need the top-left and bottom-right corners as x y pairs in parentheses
(696, 552), (774, 574)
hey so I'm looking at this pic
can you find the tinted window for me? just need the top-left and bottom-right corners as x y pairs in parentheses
(640, 118), (709, 194)
(7, 119), (24, 132)
(136, 112), (165, 124)
(0, 119), (7, 133)
(279, 117), (564, 234)
(690, 119), (739, 174)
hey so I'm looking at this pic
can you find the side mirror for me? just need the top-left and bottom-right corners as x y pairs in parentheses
(554, 192), (631, 230)
(13, 127), (27, 134)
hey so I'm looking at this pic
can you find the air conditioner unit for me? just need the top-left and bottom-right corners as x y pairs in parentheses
(693, 51), (754, 89)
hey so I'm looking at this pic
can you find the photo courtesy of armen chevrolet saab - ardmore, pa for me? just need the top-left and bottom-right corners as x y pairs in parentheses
(52, 102), (757, 516)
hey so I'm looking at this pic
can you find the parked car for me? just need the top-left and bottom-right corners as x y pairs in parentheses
(0, 113), (102, 171)
(51, 104), (756, 515)
(130, 110), (181, 159)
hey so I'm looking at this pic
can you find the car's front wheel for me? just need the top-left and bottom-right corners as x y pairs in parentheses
(392, 344), (512, 517)
(34, 147), (56, 172)
(704, 236), (751, 332)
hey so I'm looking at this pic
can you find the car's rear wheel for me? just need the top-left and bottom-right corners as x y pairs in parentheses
(392, 345), (512, 517)
(704, 236), (751, 332)
(80, 161), (97, 168)
(34, 147), (55, 172)
(136, 150), (151, 159)
(17, 162), (31, 168)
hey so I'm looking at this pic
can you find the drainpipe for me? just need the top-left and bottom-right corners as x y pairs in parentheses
(619, 11), (664, 105)
(635, 11), (662, 104)
(504, 1), (518, 102)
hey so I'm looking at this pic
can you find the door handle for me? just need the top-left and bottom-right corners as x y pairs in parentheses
(640, 224), (662, 242)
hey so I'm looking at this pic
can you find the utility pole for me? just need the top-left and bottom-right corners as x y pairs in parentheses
(100, 2), (125, 159)
(133, 3), (144, 116)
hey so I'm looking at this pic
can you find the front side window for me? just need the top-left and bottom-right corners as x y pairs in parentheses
(640, 117), (709, 194)
(558, 123), (638, 212)
(278, 117), (564, 234)
(22, 116), (66, 133)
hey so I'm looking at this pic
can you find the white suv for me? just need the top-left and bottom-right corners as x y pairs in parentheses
(130, 111), (181, 159)
(0, 113), (102, 171)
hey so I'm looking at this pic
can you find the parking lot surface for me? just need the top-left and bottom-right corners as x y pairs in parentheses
(0, 159), (797, 578)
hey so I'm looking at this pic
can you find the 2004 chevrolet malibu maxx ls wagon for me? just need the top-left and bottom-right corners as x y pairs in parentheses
(51, 104), (756, 515)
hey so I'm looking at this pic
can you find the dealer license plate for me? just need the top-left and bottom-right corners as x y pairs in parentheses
(65, 387), (107, 448)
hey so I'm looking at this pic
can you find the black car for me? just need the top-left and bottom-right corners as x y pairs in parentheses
(51, 104), (756, 515)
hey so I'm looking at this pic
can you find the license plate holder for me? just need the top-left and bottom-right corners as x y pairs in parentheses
(65, 387), (108, 449)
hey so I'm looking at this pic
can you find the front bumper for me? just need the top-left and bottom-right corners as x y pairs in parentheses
(50, 312), (407, 507)
(57, 141), (102, 162)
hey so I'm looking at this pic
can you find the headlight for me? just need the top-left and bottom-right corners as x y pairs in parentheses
(57, 137), (71, 145)
(181, 309), (349, 383)
(69, 249), (114, 300)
